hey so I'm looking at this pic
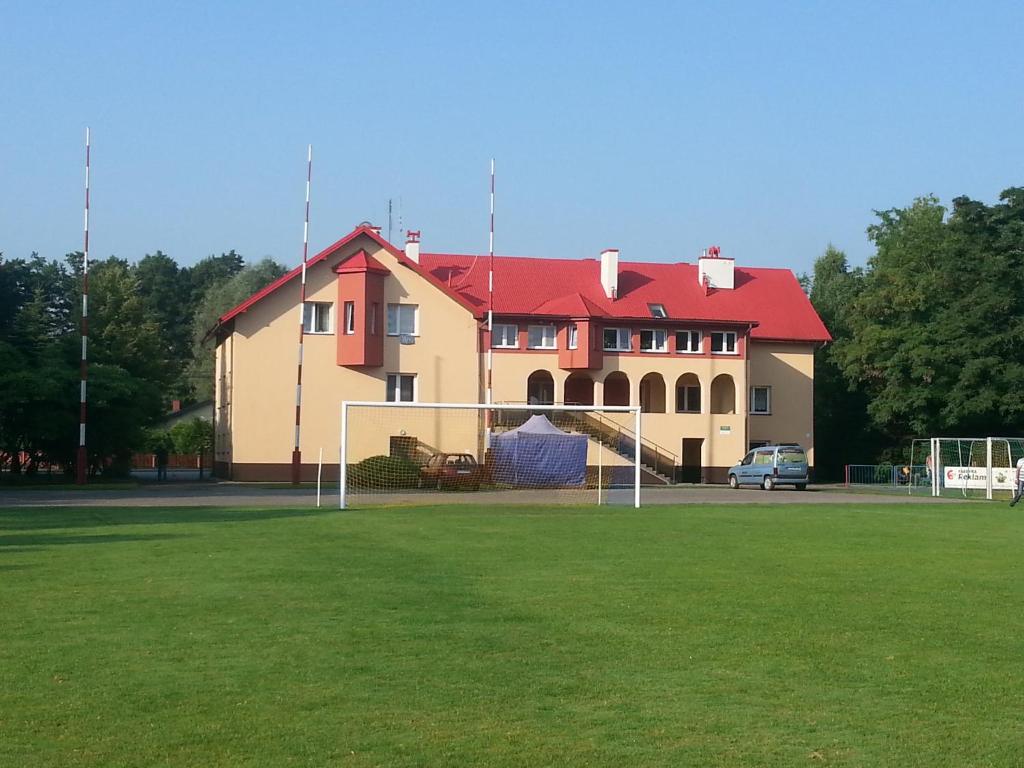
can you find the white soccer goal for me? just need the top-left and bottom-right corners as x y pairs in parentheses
(909, 437), (1024, 499)
(339, 402), (642, 509)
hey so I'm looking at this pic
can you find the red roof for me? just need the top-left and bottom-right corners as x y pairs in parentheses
(420, 253), (831, 342)
(334, 249), (390, 274)
(215, 226), (479, 328)
(215, 225), (830, 344)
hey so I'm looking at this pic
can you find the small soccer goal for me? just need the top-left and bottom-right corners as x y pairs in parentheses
(909, 437), (1024, 499)
(339, 401), (642, 509)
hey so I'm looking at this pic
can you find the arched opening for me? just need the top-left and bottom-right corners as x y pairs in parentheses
(526, 370), (555, 405)
(639, 373), (666, 413)
(564, 372), (595, 406)
(602, 372), (630, 407)
(675, 373), (701, 413)
(710, 374), (736, 414)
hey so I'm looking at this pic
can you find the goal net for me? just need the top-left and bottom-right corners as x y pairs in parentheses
(909, 437), (1024, 499)
(340, 402), (642, 509)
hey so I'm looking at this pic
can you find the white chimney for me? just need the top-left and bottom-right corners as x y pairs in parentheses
(600, 248), (619, 300)
(405, 230), (421, 264)
(697, 245), (734, 290)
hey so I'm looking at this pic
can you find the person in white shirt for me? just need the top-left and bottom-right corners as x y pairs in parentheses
(1011, 456), (1024, 507)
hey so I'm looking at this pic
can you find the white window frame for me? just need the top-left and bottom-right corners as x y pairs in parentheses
(527, 324), (557, 350)
(567, 323), (578, 350)
(386, 373), (417, 403)
(343, 301), (355, 335)
(302, 302), (332, 334)
(750, 385), (772, 415)
(648, 303), (667, 318)
(492, 323), (519, 349)
(639, 328), (668, 353)
(386, 303), (418, 336)
(676, 329), (702, 354)
(603, 327), (631, 351)
(710, 331), (737, 354)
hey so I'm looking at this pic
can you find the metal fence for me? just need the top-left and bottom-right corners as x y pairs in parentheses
(845, 464), (930, 490)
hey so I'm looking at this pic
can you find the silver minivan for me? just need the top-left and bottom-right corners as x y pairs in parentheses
(728, 444), (809, 490)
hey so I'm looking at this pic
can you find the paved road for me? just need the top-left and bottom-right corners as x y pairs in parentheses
(0, 482), (966, 509)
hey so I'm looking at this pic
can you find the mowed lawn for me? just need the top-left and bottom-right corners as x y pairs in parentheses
(2, 503), (1023, 767)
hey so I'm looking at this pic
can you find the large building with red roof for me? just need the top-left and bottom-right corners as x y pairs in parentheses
(211, 225), (830, 484)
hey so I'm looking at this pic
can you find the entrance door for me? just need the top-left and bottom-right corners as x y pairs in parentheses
(679, 438), (704, 483)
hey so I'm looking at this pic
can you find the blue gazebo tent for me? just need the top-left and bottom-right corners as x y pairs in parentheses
(490, 414), (587, 487)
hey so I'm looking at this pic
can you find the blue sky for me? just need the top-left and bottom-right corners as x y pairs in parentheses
(2, 0), (1022, 275)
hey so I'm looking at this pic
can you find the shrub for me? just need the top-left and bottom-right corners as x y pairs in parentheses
(347, 455), (420, 489)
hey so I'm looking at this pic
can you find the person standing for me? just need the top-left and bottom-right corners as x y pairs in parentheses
(155, 443), (169, 482)
(1010, 455), (1024, 507)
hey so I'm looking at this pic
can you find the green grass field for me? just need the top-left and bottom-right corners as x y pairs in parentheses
(2, 503), (1023, 767)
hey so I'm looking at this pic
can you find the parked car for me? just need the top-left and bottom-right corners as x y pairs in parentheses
(728, 444), (809, 490)
(418, 453), (482, 491)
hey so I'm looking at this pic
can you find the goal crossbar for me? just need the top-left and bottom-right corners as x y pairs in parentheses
(341, 401), (640, 412)
(340, 401), (642, 510)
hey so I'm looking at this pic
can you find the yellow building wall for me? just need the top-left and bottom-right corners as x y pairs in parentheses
(747, 342), (816, 467)
(488, 349), (749, 479)
(222, 234), (480, 476)
(216, 240), (818, 482)
(213, 335), (233, 467)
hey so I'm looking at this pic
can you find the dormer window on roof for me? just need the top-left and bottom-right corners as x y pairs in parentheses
(648, 303), (667, 318)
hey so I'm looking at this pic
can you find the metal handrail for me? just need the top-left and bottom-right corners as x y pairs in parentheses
(495, 402), (679, 479)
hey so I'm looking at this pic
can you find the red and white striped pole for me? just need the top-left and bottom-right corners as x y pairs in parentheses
(486, 159), (495, 414)
(291, 144), (312, 485)
(76, 128), (90, 485)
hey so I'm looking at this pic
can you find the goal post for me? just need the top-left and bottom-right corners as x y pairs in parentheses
(340, 401), (642, 509)
(910, 436), (1024, 499)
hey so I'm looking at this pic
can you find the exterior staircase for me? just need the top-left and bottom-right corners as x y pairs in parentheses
(493, 406), (677, 485)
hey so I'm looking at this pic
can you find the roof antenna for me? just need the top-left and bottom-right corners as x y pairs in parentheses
(76, 127), (90, 485)
(291, 144), (312, 485)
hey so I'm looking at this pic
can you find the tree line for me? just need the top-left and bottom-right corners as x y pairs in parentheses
(0, 249), (286, 477)
(809, 187), (1024, 479)
(3, 187), (1021, 481)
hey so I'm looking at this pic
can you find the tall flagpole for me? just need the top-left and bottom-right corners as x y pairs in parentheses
(485, 159), (495, 431)
(291, 144), (312, 485)
(76, 128), (90, 485)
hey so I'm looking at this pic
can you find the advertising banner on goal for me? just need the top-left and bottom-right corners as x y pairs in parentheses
(944, 466), (1017, 490)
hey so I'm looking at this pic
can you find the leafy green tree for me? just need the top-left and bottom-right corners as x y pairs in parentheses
(0, 255), (79, 475)
(835, 196), (953, 441)
(135, 251), (193, 398)
(938, 189), (1024, 434)
(86, 258), (169, 383)
(834, 189), (1024, 450)
(187, 251), (245, 307)
(0, 254), (24, 338)
(63, 256), (166, 474)
(170, 417), (214, 478)
(805, 245), (878, 478)
(187, 258), (287, 400)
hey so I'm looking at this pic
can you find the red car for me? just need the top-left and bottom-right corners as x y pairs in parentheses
(419, 453), (482, 491)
